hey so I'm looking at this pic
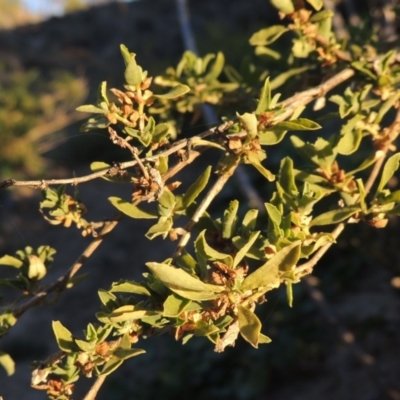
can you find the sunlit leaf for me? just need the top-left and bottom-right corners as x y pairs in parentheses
(249, 26), (288, 46)
(109, 197), (157, 219)
(0, 351), (15, 376)
(270, 0), (294, 14)
(0, 255), (23, 269)
(242, 241), (301, 291)
(255, 77), (272, 114)
(182, 166), (212, 209)
(310, 206), (361, 226)
(153, 84), (190, 99)
(52, 321), (77, 353)
(377, 153), (400, 193)
(146, 262), (224, 300)
(110, 280), (151, 296)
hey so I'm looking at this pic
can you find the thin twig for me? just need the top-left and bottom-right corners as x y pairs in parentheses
(173, 159), (240, 258)
(296, 223), (345, 275)
(0, 124), (221, 190)
(12, 215), (121, 319)
(82, 374), (107, 400)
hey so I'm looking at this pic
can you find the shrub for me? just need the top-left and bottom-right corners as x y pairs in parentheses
(1, 1), (400, 399)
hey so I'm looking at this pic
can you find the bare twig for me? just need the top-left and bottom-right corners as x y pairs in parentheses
(296, 223), (345, 275)
(0, 123), (221, 190)
(173, 158), (240, 258)
(12, 215), (121, 319)
(82, 375), (107, 400)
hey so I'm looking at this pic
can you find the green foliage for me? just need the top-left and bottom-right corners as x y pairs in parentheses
(2, 1), (400, 399)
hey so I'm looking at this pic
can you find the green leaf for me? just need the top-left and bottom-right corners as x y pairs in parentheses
(286, 282), (293, 307)
(274, 119), (321, 131)
(52, 321), (77, 353)
(182, 166), (212, 209)
(120, 44), (132, 66)
(255, 46), (281, 59)
(270, 0), (294, 14)
(0, 255), (23, 268)
(222, 200), (239, 239)
(233, 232), (261, 269)
(110, 280), (151, 296)
(195, 230), (233, 267)
(163, 293), (191, 317)
(108, 197), (157, 219)
(100, 356), (123, 376)
(145, 217), (173, 240)
(113, 348), (145, 361)
(247, 152), (275, 181)
(76, 104), (105, 114)
(258, 127), (287, 145)
(238, 306), (262, 348)
(377, 153), (400, 193)
(98, 289), (117, 309)
(205, 52), (225, 81)
(242, 241), (301, 291)
(255, 77), (272, 114)
(270, 66), (310, 90)
(337, 129), (362, 155)
(237, 112), (258, 138)
(109, 306), (150, 323)
(249, 26), (288, 47)
(0, 351), (15, 376)
(75, 339), (93, 353)
(242, 209), (259, 235)
(310, 206), (361, 226)
(306, 0), (323, 10)
(279, 157), (298, 194)
(146, 262), (224, 301)
(153, 84), (190, 99)
(125, 55), (143, 87)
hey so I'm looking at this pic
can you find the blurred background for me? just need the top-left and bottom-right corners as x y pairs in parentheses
(1, 0), (400, 399)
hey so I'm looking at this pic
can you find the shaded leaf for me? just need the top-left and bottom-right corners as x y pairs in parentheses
(182, 166), (212, 209)
(222, 200), (239, 239)
(306, 0), (323, 11)
(238, 306), (262, 348)
(233, 231), (261, 269)
(195, 230), (233, 267)
(163, 294), (191, 317)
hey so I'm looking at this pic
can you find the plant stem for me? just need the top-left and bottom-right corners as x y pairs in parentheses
(82, 375), (107, 400)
